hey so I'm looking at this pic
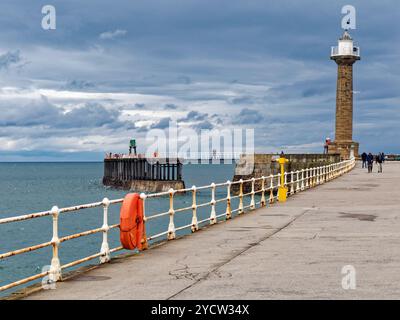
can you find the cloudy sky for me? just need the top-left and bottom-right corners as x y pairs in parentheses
(0, 0), (399, 161)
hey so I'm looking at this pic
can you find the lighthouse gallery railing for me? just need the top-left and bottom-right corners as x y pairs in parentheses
(0, 158), (355, 294)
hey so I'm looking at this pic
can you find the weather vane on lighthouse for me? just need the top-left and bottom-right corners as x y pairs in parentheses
(327, 5), (360, 159)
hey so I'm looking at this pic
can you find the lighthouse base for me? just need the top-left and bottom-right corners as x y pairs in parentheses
(328, 141), (359, 160)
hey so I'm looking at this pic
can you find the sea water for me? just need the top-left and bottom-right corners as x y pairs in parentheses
(0, 162), (251, 296)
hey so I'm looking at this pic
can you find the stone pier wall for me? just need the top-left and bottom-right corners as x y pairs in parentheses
(232, 153), (340, 194)
(103, 177), (185, 193)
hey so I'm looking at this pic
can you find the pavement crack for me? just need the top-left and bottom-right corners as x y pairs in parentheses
(166, 208), (314, 300)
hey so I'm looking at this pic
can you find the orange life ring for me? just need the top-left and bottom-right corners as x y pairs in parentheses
(119, 193), (146, 250)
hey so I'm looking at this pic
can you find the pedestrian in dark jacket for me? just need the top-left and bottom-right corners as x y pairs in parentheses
(361, 152), (367, 168)
(376, 153), (383, 173)
(367, 153), (374, 173)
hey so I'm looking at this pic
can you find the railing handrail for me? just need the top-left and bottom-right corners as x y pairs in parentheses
(0, 158), (356, 294)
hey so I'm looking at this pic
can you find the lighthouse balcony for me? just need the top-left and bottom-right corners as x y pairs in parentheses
(331, 46), (360, 57)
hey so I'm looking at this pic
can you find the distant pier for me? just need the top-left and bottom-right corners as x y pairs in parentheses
(103, 155), (185, 192)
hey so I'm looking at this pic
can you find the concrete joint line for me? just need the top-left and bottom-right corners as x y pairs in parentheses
(166, 208), (314, 300)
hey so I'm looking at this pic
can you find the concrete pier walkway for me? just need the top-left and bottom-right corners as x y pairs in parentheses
(26, 162), (400, 299)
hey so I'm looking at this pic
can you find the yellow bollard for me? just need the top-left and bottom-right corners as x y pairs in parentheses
(276, 156), (289, 202)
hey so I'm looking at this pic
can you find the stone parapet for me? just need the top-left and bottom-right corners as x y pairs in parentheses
(232, 153), (340, 194)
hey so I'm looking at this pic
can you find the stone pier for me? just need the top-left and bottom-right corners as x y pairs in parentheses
(18, 161), (400, 300)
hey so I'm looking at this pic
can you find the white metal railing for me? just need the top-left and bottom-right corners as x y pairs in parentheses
(331, 46), (360, 57)
(0, 158), (355, 293)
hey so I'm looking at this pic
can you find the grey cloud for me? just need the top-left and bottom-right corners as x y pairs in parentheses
(211, 113), (224, 124)
(0, 98), (132, 130)
(0, 97), (61, 126)
(0, 50), (22, 70)
(232, 108), (265, 124)
(99, 29), (127, 40)
(164, 103), (179, 110)
(63, 80), (95, 91)
(133, 103), (146, 109)
(193, 120), (214, 131)
(150, 117), (172, 129)
(60, 103), (130, 129)
(178, 111), (208, 122)
(177, 76), (191, 84)
(229, 96), (257, 105)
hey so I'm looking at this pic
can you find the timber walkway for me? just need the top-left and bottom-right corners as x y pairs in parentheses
(22, 162), (400, 299)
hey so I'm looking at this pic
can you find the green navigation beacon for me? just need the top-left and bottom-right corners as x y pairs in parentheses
(129, 139), (137, 155)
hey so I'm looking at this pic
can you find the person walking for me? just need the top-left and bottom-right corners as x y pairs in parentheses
(381, 152), (385, 163)
(376, 153), (383, 173)
(361, 152), (367, 168)
(367, 152), (374, 173)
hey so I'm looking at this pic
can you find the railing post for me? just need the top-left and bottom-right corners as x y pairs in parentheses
(167, 188), (176, 240)
(269, 175), (274, 203)
(140, 193), (149, 250)
(250, 178), (255, 210)
(290, 171), (295, 195)
(238, 179), (244, 214)
(305, 168), (309, 188)
(100, 198), (111, 263)
(226, 181), (232, 219)
(301, 169), (305, 190)
(49, 206), (61, 283)
(315, 166), (317, 184)
(191, 186), (198, 232)
(313, 167), (317, 186)
(312, 167), (316, 186)
(261, 176), (266, 206)
(210, 183), (217, 224)
(317, 167), (321, 185)
(312, 168), (315, 187)
(296, 170), (300, 192)
(314, 167), (318, 185)
(276, 173), (282, 201)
